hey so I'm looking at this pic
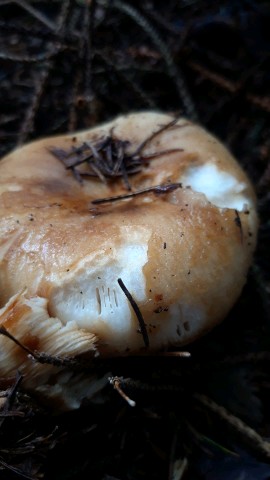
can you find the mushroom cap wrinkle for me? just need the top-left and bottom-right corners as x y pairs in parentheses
(0, 112), (258, 409)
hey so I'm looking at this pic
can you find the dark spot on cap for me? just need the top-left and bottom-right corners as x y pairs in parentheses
(154, 306), (168, 313)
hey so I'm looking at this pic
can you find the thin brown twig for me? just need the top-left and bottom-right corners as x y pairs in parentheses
(92, 182), (182, 204)
(114, 376), (184, 393)
(117, 278), (149, 348)
(0, 45), (67, 63)
(0, 326), (92, 370)
(18, 66), (51, 145)
(0, 371), (23, 428)
(18, 0), (71, 145)
(96, 51), (157, 109)
(84, 0), (96, 103)
(133, 117), (185, 155)
(104, 0), (198, 120)
(109, 376), (136, 407)
(188, 60), (270, 113)
(11, 0), (57, 30)
(0, 457), (37, 480)
(193, 393), (270, 459)
(68, 0), (97, 130)
(216, 351), (270, 367)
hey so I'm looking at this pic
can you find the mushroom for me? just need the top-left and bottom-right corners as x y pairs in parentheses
(0, 112), (258, 409)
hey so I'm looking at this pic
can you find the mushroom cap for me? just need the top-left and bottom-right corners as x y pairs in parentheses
(0, 112), (258, 409)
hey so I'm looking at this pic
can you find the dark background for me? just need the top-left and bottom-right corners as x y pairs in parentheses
(0, 1), (270, 479)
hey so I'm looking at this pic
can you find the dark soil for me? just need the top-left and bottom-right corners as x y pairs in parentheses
(0, 1), (270, 479)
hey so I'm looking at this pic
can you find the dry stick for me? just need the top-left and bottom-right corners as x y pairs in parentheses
(193, 393), (270, 459)
(0, 411), (24, 417)
(188, 60), (270, 113)
(18, 0), (71, 144)
(84, 0), (96, 103)
(0, 458), (37, 480)
(96, 51), (157, 109)
(219, 351), (270, 366)
(0, 371), (23, 428)
(68, 2), (88, 130)
(0, 326), (89, 370)
(168, 431), (178, 480)
(117, 278), (149, 348)
(155, 351), (190, 358)
(144, 4), (183, 35)
(0, 46), (66, 63)
(188, 60), (238, 93)
(247, 93), (270, 113)
(170, 458), (188, 480)
(18, 67), (51, 145)
(161, 350), (270, 378)
(109, 376), (136, 407)
(68, 0), (97, 130)
(68, 68), (83, 131)
(0, 16), (77, 42)
(12, 0), (57, 31)
(92, 182), (182, 204)
(107, 0), (198, 121)
(115, 376), (184, 393)
(132, 117), (183, 156)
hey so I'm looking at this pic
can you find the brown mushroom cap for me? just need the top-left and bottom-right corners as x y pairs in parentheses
(0, 112), (258, 409)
